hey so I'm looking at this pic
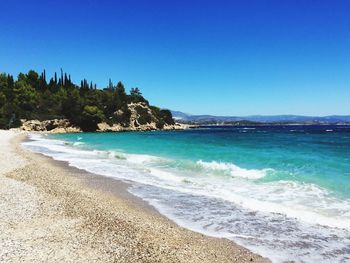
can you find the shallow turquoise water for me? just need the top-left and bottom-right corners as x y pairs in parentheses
(53, 125), (350, 197)
(24, 125), (350, 262)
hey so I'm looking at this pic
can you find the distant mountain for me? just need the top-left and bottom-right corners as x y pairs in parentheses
(171, 110), (192, 120)
(171, 111), (350, 124)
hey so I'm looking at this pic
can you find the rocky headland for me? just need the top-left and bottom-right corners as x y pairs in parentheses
(19, 102), (193, 133)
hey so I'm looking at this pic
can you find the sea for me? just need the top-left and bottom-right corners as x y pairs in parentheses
(22, 125), (350, 262)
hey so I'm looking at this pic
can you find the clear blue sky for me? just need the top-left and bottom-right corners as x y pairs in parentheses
(1, 0), (349, 116)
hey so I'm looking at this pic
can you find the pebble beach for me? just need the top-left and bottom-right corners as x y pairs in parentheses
(0, 130), (268, 263)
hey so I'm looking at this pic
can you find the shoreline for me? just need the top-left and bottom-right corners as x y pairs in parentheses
(0, 130), (269, 262)
(32, 147), (161, 216)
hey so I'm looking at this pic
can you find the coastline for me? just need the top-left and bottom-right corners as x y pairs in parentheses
(18, 118), (198, 133)
(0, 130), (269, 262)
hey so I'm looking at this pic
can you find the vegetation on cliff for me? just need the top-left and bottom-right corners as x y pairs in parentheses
(0, 70), (174, 131)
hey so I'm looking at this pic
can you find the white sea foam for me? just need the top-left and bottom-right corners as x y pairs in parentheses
(125, 153), (162, 164)
(148, 167), (184, 183)
(130, 184), (350, 263)
(22, 133), (350, 262)
(73, 141), (85, 146)
(196, 160), (271, 179)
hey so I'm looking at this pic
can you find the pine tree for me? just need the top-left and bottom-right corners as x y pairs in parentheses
(108, 78), (113, 90)
(64, 73), (68, 87)
(39, 70), (47, 90)
(130, 87), (142, 96)
(60, 68), (64, 86)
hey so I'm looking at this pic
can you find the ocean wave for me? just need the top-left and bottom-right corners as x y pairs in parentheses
(23, 134), (350, 230)
(125, 153), (162, 164)
(196, 160), (272, 179)
(131, 184), (350, 263)
(218, 180), (350, 229)
(22, 132), (350, 262)
(148, 167), (185, 183)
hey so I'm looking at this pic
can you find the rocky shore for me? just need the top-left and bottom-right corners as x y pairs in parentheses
(18, 103), (194, 133)
(19, 119), (190, 133)
(0, 130), (269, 262)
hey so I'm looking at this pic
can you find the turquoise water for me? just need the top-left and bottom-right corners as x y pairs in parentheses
(23, 125), (350, 262)
(53, 126), (350, 197)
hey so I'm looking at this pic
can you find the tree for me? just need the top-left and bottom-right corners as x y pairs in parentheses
(43, 70), (46, 83)
(130, 87), (142, 96)
(80, 105), (104, 131)
(60, 68), (64, 86)
(39, 70), (47, 90)
(0, 73), (8, 92)
(64, 73), (68, 86)
(129, 87), (148, 104)
(62, 88), (81, 122)
(108, 78), (113, 91)
(13, 81), (39, 119)
(159, 109), (175, 125)
(116, 81), (127, 101)
(27, 70), (39, 89)
(0, 92), (5, 107)
(0, 69), (174, 131)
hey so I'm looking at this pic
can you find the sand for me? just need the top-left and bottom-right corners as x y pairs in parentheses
(0, 130), (270, 263)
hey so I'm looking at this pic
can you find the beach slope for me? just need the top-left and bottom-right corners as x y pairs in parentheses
(0, 130), (269, 263)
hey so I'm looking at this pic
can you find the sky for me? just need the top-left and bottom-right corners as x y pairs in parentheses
(1, 0), (349, 116)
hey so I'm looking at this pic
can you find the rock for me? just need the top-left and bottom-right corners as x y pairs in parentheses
(20, 119), (81, 133)
(163, 123), (193, 130)
(114, 110), (124, 116)
(20, 119), (43, 131)
(97, 103), (166, 132)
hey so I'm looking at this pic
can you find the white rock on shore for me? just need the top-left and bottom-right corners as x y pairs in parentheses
(20, 119), (81, 133)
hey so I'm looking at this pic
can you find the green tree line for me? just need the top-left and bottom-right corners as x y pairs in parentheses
(0, 70), (174, 131)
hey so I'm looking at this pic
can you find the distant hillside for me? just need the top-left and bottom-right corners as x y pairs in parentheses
(171, 110), (192, 120)
(171, 111), (350, 124)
